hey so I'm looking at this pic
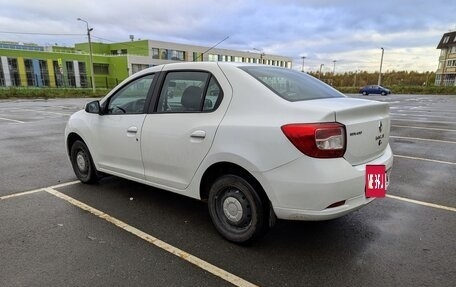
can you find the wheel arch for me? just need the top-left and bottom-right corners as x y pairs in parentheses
(199, 161), (270, 207)
(66, 132), (85, 156)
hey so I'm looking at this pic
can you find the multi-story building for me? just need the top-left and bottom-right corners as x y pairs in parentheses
(0, 39), (292, 89)
(436, 31), (456, 86)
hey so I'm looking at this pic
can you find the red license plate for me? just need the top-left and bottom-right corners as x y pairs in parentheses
(365, 165), (387, 198)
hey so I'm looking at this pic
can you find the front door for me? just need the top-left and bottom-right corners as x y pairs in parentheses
(93, 74), (155, 179)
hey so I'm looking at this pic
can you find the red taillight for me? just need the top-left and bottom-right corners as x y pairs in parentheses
(281, 123), (346, 158)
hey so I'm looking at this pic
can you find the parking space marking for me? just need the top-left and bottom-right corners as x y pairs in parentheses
(390, 136), (456, 144)
(387, 194), (456, 213)
(390, 112), (456, 120)
(44, 187), (258, 287)
(17, 108), (72, 116)
(392, 118), (456, 125)
(394, 155), (456, 165)
(0, 180), (80, 201)
(0, 188), (43, 200)
(392, 125), (456, 132)
(0, 117), (25, 124)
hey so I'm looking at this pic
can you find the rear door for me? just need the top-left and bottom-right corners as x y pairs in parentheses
(141, 67), (229, 190)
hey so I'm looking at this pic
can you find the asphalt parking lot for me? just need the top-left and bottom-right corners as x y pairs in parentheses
(1, 94), (455, 286)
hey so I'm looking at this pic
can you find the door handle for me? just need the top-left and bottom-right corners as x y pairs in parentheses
(127, 126), (138, 133)
(190, 130), (206, 139)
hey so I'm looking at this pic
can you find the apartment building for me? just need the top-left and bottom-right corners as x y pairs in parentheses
(435, 31), (456, 86)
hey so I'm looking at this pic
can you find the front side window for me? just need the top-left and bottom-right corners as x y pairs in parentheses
(156, 71), (222, 113)
(239, 66), (344, 102)
(107, 74), (154, 114)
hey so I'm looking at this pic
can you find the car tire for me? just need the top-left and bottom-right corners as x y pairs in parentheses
(362, 92), (368, 96)
(381, 91), (387, 96)
(208, 174), (269, 244)
(70, 140), (98, 184)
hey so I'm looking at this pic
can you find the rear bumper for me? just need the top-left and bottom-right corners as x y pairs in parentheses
(256, 144), (393, 221)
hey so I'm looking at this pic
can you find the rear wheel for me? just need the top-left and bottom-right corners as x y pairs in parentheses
(70, 140), (98, 184)
(208, 174), (269, 244)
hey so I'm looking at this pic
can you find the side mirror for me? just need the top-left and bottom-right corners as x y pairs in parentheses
(85, 100), (102, 114)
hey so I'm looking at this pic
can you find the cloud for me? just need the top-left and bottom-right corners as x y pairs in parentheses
(0, 0), (453, 71)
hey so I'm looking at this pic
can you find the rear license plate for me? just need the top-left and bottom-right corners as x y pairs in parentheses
(365, 165), (387, 197)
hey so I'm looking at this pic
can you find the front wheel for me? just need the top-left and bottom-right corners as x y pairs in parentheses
(208, 174), (269, 244)
(362, 91), (368, 96)
(381, 91), (387, 96)
(70, 140), (98, 184)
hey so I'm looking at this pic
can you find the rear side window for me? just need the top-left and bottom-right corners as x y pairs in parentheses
(239, 66), (344, 102)
(156, 71), (222, 113)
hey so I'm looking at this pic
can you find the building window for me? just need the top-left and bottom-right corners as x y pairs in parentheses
(93, 63), (109, 75)
(192, 52), (203, 61)
(24, 59), (35, 86)
(7, 58), (20, 86)
(79, 62), (87, 88)
(131, 63), (150, 74)
(208, 54), (217, 62)
(39, 60), (50, 87)
(160, 49), (168, 60)
(152, 48), (160, 59)
(66, 61), (76, 87)
(447, 59), (456, 67)
(170, 50), (185, 61)
(0, 65), (4, 86)
(443, 36), (450, 44)
(451, 46), (456, 54)
(53, 60), (64, 87)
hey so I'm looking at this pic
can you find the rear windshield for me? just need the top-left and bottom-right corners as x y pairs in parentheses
(239, 66), (344, 102)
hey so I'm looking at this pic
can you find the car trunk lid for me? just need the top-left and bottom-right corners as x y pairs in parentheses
(298, 98), (390, 165)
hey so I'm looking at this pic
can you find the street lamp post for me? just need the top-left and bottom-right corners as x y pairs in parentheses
(319, 64), (324, 79)
(378, 47), (384, 86)
(301, 56), (306, 72)
(332, 60), (337, 75)
(77, 18), (96, 92)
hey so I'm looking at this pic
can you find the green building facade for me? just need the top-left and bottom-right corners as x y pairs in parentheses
(0, 39), (292, 89)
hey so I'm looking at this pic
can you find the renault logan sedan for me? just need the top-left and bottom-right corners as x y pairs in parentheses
(65, 62), (393, 244)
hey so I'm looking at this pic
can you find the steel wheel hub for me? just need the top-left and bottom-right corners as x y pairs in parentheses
(223, 196), (243, 223)
(76, 151), (87, 172)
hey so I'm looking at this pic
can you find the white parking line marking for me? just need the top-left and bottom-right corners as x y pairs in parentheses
(392, 118), (456, 125)
(387, 195), (456, 212)
(0, 180), (80, 200)
(390, 136), (456, 144)
(0, 117), (25, 124)
(394, 154), (456, 165)
(390, 112), (456, 120)
(0, 188), (43, 200)
(44, 187), (258, 287)
(51, 180), (81, 189)
(392, 125), (456, 132)
(17, 108), (72, 116)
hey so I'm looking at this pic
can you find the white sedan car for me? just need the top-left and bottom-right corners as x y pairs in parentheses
(65, 62), (393, 243)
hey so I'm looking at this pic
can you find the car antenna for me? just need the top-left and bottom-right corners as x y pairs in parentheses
(196, 35), (230, 61)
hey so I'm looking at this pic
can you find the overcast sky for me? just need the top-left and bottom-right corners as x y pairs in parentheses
(0, 0), (454, 73)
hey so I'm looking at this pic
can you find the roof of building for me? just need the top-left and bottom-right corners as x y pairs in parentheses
(437, 31), (456, 49)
